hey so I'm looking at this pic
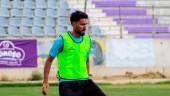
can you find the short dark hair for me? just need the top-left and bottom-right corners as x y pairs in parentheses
(70, 10), (88, 24)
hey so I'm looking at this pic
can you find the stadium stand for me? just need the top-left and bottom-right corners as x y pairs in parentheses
(0, 0), (170, 38)
(67, 0), (170, 38)
(0, 0), (58, 37)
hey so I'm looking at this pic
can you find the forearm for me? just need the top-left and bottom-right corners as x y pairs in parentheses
(43, 62), (51, 83)
(43, 55), (53, 83)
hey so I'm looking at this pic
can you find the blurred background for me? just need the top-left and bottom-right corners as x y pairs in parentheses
(0, 0), (170, 83)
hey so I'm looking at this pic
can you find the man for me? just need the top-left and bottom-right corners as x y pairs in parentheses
(42, 10), (106, 96)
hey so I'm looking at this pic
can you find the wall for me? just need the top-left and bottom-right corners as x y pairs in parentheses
(91, 38), (170, 78)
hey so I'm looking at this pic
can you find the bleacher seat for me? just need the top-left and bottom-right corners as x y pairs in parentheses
(60, 0), (68, 9)
(47, 0), (58, 9)
(11, 9), (22, 17)
(58, 9), (68, 17)
(0, 27), (8, 36)
(58, 25), (67, 35)
(58, 17), (68, 26)
(36, 0), (46, 8)
(47, 9), (58, 17)
(59, 0), (69, 17)
(32, 26), (44, 36)
(44, 26), (56, 36)
(137, 0), (170, 7)
(12, 0), (23, 9)
(1, 0), (11, 8)
(8, 26), (21, 36)
(0, 8), (10, 17)
(35, 9), (46, 17)
(113, 18), (158, 24)
(33, 17), (44, 26)
(9, 17), (21, 26)
(103, 9), (146, 16)
(92, 0), (136, 7)
(23, 8), (34, 17)
(21, 17), (33, 26)
(158, 17), (170, 25)
(91, 21), (116, 26)
(45, 17), (55, 27)
(125, 26), (170, 33)
(153, 8), (170, 16)
(0, 17), (8, 27)
(24, 0), (35, 9)
(20, 26), (32, 36)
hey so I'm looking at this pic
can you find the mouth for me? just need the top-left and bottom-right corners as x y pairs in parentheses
(81, 31), (85, 35)
(81, 29), (86, 33)
(79, 31), (85, 36)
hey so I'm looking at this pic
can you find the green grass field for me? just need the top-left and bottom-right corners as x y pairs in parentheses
(0, 83), (170, 96)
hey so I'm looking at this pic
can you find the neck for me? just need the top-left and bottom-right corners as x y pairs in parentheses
(71, 31), (80, 38)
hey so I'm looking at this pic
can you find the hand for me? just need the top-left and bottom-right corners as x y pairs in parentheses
(42, 82), (49, 95)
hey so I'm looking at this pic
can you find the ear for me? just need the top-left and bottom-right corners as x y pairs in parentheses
(71, 22), (75, 26)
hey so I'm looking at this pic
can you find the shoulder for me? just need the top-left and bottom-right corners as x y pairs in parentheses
(61, 32), (69, 37)
(52, 35), (64, 47)
(54, 32), (69, 42)
(54, 36), (63, 42)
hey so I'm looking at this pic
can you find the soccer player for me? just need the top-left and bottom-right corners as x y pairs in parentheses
(42, 10), (106, 96)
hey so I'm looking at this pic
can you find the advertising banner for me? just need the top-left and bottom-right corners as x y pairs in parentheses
(0, 40), (37, 68)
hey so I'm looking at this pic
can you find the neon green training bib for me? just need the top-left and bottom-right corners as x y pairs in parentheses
(57, 32), (91, 79)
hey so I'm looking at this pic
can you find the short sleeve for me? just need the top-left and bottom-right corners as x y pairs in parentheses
(49, 36), (63, 58)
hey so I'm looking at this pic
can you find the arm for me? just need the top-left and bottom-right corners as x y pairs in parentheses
(43, 55), (54, 84)
(87, 37), (92, 76)
(42, 36), (63, 95)
(42, 55), (54, 95)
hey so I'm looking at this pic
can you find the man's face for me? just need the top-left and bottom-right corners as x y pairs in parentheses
(73, 19), (88, 36)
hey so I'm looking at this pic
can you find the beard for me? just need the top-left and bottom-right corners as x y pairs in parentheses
(76, 29), (86, 36)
